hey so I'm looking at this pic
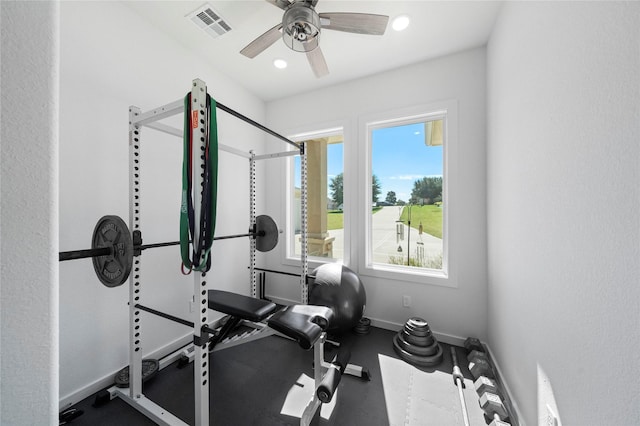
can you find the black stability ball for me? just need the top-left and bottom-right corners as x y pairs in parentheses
(309, 263), (366, 333)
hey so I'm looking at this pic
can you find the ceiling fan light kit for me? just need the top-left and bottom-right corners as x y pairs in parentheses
(240, 0), (390, 78)
(282, 3), (321, 52)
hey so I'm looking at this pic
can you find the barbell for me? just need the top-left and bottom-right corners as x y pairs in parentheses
(59, 214), (279, 288)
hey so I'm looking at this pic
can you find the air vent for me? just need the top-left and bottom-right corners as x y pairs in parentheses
(187, 3), (232, 39)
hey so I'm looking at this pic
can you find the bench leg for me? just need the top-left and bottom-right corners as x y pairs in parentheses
(300, 333), (326, 426)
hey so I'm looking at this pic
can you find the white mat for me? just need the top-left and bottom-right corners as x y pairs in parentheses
(379, 354), (485, 426)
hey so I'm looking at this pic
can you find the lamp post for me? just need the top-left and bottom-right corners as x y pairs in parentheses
(406, 199), (424, 265)
(406, 203), (412, 266)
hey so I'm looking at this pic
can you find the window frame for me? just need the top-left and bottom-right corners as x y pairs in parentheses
(282, 124), (349, 268)
(357, 101), (458, 287)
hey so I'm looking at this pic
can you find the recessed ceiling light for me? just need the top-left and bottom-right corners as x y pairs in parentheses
(273, 59), (288, 69)
(392, 15), (410, 32)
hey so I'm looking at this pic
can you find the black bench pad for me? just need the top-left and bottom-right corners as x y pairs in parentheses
(268, 305), (334, 350)
(208, 290), (277, 322)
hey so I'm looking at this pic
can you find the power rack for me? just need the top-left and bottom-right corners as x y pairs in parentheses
(109, 78), (309, 426)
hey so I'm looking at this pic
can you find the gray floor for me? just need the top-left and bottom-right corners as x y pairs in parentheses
(64, 326), (487, 425)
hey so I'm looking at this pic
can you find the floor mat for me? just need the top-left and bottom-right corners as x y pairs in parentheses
(379, 353), (486, 426)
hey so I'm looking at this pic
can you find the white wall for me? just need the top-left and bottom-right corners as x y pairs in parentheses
(1, 1), (59, 424)
(59, 1), (268, 407)
(265, 48), (488, 343)
(487, 2), (640, 425)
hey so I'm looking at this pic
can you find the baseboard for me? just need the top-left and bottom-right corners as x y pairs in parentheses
(484, 343), (524, 426)
(368, 317), (468, 347)
(59, 317), (224, 412)
(265, 295), (469, 347)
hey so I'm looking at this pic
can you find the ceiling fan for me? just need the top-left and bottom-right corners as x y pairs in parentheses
(240, 0), (389, 78)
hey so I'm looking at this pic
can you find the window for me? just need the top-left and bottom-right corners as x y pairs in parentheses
(365, 111), (448, 278)
(282, 102), (455, 285)
(288, 129), (344, 262)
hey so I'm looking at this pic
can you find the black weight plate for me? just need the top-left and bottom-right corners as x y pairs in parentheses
(91, 215), (133, 288)
(396, 332), (440, 356)
(404, 323), (432, 337)
(353, 317), (371, 335)
(393, 334), (443, 367)
(255, 215), (278, 252)
(406, 317), (430, 331)
(407, 317), (429, 327)
(403, 323), (433, 338)
(402, 329), (435, 347)
(114, 359), (159, 388)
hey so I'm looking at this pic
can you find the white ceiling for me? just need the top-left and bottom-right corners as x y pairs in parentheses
(124, 1), (503, 102)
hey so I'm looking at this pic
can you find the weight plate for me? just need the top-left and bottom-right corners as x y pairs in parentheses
(402, 329), (435, 347)
(255, 215), (278, 252)
(407, 317), (429, 327)
(404, 323), (432, 337)
(393, 334), (443, 367)
(353, 317), (371, 335)
(406, 317), (430, 331)
(114, 359), (159, 388)
(396, 332), (440, 356)
(91, 215), (133, 288)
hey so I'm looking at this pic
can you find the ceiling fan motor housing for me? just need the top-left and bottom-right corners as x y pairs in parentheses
(282, 3), (320, 52)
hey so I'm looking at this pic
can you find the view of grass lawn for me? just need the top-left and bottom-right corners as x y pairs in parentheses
(399, 205), (443, 239)
(327, 210), (343, 230)
(327, 207), (383, 231)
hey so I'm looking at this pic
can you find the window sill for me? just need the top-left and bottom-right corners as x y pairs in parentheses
(360, 263), (456, 288)
(283, 255), (343, 272)
(283, 256), (456, 289)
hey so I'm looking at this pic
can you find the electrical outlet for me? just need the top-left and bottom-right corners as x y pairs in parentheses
(402, 295), (411, 307)
(546, 404), (559, 426)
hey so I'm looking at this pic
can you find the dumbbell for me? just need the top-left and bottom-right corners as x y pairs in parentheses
(468, 349), (488, 363)
(464, 338), (495, 379)
(479, 391), (511, 426)
(467, 349), (494, 378)
(468, 355), (494, 380)
(474, 375), (500, 396)
(464, 337), (483, 353)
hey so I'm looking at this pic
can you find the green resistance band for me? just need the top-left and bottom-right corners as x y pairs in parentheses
(180, 93), (218, 271)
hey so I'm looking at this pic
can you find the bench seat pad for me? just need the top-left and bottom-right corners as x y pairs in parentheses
(268, 305), (334, 350)
(208, 290), (277, 322)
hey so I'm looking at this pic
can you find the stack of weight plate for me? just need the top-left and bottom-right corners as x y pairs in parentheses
(393, 317), (443, 367)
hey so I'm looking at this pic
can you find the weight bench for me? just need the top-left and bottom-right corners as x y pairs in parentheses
(202, 291), (369, 426)
(268, 304), (369, 426)
(177, 290), (277, 367)
(207, 289), (278, 349)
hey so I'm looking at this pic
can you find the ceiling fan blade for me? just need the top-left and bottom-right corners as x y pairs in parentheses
(240, 23), (283, 58)
(265, 0), (292, 11)
(306, 47), (329, 78)
(319, 13), (389, 35)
